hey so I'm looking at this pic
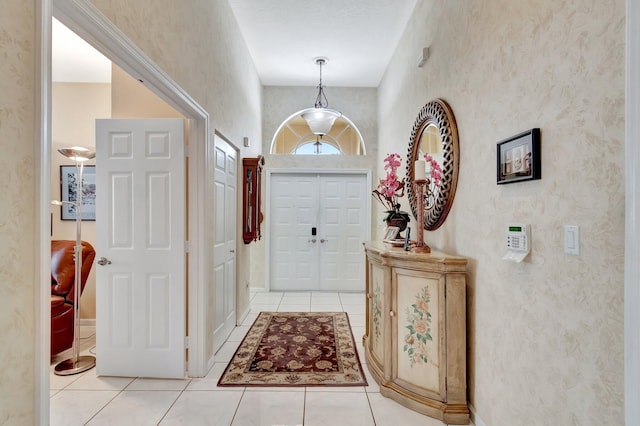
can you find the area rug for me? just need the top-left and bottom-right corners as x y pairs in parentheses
(217, 311), (368, 387)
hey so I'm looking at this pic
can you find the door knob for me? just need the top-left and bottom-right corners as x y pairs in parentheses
(230, 249), (235, 253)
(97, 257), (112, 266)
(320, 238), (327, 243)
(308, 238), (317, 243)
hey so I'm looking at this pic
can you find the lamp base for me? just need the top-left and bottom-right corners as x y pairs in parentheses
(54, 355), (96, 376)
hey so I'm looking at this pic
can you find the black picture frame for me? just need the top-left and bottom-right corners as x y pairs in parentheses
(497, 128), (541, 184)
(60, 165), (96, 221)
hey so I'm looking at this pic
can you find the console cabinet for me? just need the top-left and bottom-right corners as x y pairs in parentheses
(364, 241), (469, 424)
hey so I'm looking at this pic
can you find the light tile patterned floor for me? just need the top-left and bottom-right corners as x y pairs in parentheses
(49, 291), (473, 426)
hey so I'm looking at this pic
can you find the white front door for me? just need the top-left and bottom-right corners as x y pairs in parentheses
(212, 135), (237, 354)
(270, 173), (368, 292)
(95, 118), (186, 378)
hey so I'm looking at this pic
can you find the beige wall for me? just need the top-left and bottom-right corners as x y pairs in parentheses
(0, 0), (262, 421)
(378, 1), (624, 425)
(89, 0), (263, 364)
(111, 64), (182, 118)
(0, 1), (36, 423)
(51, 82), (110, 319)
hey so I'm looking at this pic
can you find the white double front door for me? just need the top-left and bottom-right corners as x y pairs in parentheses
(269, 172), (369, 292)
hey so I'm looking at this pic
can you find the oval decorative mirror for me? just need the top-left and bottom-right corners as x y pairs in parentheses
(406, 98), (459, 230)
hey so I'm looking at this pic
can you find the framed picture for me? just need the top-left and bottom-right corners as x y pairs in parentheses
(497, 128), (541, 184)
(383, 226), (400, 242)
(60, 165), (96, 221)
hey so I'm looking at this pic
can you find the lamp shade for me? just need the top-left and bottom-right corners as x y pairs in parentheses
(57, 147), (95, 162)
(301, 108), (341, 136)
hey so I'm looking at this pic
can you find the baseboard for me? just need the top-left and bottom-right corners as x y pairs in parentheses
(469, 404), (487, 426)
(80, 318), (96, 327)
(237, 306), (251, 325)
(250, 287), (267, 293)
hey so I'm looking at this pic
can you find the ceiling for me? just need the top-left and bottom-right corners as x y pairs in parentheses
(52, 0), (418, 87)
(228, 0), (417, 87)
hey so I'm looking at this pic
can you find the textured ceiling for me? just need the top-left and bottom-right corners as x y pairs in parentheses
(228, 0), (418, 87)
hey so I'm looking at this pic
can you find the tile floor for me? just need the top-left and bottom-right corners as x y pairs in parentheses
(50, 291), (473, 426)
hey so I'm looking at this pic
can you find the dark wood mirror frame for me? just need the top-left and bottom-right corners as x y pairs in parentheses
(406, 98), (460, 230)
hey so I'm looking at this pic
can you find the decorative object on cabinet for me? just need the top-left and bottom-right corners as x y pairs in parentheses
(406, 99), (459, 230)
(383, 226), (400, 242)
(363, 241), (469, 424)
(373, 153), (410, 238)
(242, 156), (265, 244)
(497, 128), (541, 184)
(60, 164), (96, 221)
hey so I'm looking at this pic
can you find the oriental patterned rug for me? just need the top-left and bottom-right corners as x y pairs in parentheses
(217, 311), (368, 387)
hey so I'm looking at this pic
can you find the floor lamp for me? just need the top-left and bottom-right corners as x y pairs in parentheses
(53, 147), (96, 376)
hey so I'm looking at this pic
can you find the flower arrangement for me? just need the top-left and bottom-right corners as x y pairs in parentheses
(372, 153), (405, 213)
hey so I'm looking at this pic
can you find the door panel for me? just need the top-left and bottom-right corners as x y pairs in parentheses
(96, 118), (185, 378)
(212, 135), (237, 354)
(270, 173), (367, 292)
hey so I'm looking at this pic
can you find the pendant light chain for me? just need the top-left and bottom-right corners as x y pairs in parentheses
(314, 58), (329, 109)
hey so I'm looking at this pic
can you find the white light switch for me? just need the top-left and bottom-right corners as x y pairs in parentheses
(564, 225), (579, 255)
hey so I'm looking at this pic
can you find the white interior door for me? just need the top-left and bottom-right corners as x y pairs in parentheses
(270, 173), (367, 292)
(212, 135), (237, 354)
(95, 118), (186, 378)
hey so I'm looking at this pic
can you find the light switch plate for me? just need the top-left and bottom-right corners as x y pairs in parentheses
(564, 225), (579, 255)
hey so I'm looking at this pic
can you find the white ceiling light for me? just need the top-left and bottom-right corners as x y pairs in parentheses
(301, 57), (341, 136)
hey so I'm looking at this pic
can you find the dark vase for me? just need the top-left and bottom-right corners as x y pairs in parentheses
(385, 210), (410, 236)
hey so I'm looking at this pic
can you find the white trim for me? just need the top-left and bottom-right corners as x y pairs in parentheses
(79, 318), (97, 327)
(52, 0), (209, 378)
(626, 0), (640, 424)
(38, 1), (210, 421)
(469, 404), (487, 426)
(35, 1), (52, 424)
(265, 168), (372, 292)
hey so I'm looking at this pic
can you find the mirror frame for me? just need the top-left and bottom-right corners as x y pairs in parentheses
(406, 98), (460, 230)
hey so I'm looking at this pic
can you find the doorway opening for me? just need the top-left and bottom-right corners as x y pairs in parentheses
(39, 1), (210, 423)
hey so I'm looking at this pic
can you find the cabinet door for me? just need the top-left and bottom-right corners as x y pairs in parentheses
(391, 267), (446, 401)
(367, 259), (386, 367)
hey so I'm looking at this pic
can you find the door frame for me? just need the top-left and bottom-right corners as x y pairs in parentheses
(37, 0), (210, 422)
(626, 0), (640, 424)
(264, 168), (372, 292)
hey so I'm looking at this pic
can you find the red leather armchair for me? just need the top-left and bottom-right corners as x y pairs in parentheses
(51, 240), (96, 357)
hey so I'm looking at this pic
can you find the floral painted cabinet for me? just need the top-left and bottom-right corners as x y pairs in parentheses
(363, 241), (469, 425)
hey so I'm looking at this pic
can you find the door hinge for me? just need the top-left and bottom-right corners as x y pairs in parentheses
(185, 145), (191, 158)
(185, 241), (190, 253)
(184, 336), (189, 348)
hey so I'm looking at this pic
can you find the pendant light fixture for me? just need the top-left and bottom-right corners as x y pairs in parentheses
(301, 57), (341, 136)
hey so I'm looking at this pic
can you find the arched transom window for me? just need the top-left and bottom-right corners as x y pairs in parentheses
(270, 110), (366, 155)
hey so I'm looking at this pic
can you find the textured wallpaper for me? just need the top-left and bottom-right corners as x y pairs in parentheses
(0, 0), (36, 424)
(378, 0), (625, 424)
(89, 0), (263, 362)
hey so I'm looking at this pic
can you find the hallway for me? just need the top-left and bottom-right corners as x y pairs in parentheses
(49, 291), (464, 425)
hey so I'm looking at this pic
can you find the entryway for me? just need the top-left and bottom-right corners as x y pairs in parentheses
(268, 171), (370, 292)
